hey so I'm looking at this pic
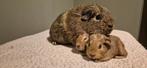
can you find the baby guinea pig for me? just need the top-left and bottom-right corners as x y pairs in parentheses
(86, 33), (110, 61)
(75, 32), (89, 51)
(86, 33), (128, 62)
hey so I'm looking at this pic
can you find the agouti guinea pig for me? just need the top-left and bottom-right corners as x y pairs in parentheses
(86, 33), (128, 62)
(49, 4), (113, 51)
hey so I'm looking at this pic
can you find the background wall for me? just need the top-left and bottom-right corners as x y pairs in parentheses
(0, 0), (143, 44)
(0, 0), (73, 44)
(74, 0), (144, 39)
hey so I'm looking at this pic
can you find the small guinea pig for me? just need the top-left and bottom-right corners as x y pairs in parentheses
(86, 33), (127, 62)
(86, 33), (110, 61)
(75, 33), (89, 51)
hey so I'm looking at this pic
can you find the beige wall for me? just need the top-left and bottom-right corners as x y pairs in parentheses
(74, 0), (143, 39)
(0, 0), (73, 44)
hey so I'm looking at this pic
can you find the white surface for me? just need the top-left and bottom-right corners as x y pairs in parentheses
(0, 29), (147, 68)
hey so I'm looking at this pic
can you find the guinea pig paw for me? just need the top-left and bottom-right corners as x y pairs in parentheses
(94, 59), (100, 62)
(51, 42), (57, 45)
(99, 57), (111, 62)
(114, 56), (127, 59)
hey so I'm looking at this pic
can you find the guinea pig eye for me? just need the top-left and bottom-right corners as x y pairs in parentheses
(98, 44), (102, 49)
(96, 15), (102, 20)
(84, 37), (88, 41)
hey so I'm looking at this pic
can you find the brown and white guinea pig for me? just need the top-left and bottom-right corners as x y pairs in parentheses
(49, 4), (113, 51)
(86, 33), (128, 62)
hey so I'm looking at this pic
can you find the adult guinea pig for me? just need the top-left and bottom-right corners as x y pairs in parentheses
(49, 4), (113, 51)
(86, 33), (127, 62)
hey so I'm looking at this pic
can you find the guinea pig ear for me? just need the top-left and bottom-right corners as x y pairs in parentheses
(105, 37), (111, 43)
(103, 43), (111, 49)
(81, 9), (95, 21)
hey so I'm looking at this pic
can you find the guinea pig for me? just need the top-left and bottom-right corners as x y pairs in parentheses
(75, 32), (89, 51)
(49, 4), (113, 51)
(86, 33), (110, 61)
(86, 33), (128, 62)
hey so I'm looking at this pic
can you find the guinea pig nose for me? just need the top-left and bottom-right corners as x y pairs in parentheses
(108, 24), (113, 28)
(90, 54), (95, 57)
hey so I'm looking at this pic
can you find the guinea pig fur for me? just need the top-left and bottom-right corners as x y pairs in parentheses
(79, 4), (114, 35)
(105, 35), (128, 60)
